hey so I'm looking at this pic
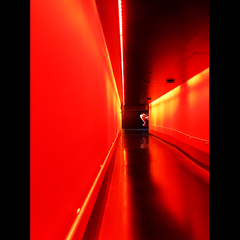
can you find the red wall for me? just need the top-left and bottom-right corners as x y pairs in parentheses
(149, 68), (209, 167)
(30, 1), (121, 239)
(95, 0), (123, 104)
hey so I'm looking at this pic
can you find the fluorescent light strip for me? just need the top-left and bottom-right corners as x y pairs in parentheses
(118, 0), (125, 105)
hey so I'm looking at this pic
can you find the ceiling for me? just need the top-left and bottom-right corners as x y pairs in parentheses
(95, 0), (209, 107)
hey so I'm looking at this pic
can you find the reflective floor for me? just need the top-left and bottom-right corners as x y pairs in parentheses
(87, 130), (209, 240)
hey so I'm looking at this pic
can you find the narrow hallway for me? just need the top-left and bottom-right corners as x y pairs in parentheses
(30, 1), (209, 239)
(92, 130), (209, 240)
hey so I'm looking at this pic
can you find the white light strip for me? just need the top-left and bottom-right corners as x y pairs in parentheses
(118, 0), (125, 105)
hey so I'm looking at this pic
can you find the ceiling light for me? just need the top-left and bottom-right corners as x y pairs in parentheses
(118, 0), (125, 105)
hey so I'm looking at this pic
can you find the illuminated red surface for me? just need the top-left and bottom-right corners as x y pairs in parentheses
(31, 0), (210, 239)
(94, 0), (123, 104)
(149, 68), (209, 166)
(97, 131), (209, 240)
(30, 1), (121, 239)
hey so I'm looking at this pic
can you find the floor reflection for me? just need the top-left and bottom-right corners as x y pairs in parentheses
(97, 131), (209, 240)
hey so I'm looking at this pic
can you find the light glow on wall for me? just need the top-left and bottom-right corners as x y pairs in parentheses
(118, 0), (125, 105)
(149, 68), (209, 165)
(30, 0), (122, 239)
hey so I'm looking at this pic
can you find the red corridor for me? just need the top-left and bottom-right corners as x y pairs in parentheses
(30, 0), (209, 239)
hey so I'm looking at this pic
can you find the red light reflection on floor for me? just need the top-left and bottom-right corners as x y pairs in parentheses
(148, 136), (209, 239)
(97, 131), (209, 240)
(98, 137), (133, 240)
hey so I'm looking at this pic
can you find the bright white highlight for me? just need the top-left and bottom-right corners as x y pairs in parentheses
(118, 0), (125, 105)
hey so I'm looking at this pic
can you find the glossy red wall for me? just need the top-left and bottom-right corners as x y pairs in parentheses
(30, 1), (121, 239)
(149, 68), (209, 166)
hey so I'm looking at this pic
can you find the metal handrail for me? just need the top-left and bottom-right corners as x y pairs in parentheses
(149, 125), (209, 143)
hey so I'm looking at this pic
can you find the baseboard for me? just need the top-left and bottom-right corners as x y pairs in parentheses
(82, 136), (120, 240)
(65, 129), (121, 240)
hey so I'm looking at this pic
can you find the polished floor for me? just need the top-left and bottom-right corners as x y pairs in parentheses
(85, 130), (209, 240)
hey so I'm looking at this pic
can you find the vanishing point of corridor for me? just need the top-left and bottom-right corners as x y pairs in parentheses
(84, 130), (209, 240)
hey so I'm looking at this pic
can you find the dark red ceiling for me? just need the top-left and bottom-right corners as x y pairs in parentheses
(96, 0), (209, 107)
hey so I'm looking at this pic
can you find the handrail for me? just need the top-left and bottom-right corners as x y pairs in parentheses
(65, 128), (121, 240)
(149, 125), (209, 143)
